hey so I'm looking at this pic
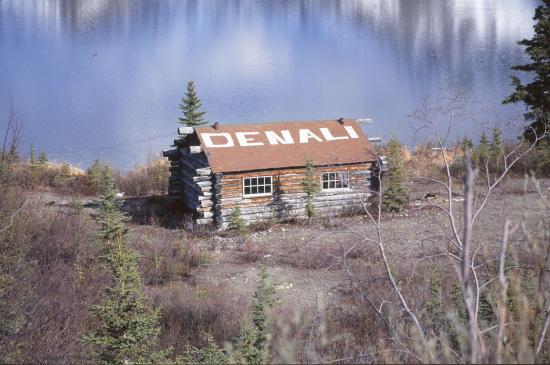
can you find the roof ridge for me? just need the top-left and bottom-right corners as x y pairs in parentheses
(195, 118), (358, 129)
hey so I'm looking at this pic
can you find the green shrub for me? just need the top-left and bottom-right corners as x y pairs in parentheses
(229, 206), (248, 238)
(301, 158), (319, 221)
(182, 332), (230, 364)
(83, 171), (170, 364)
(382, 136), (409, 212)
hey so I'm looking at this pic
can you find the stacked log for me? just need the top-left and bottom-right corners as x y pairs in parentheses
(163, 127), (217, 227)
(216, 165), (375, 229)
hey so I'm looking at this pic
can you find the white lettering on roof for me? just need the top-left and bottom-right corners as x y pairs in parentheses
(319, 127), (349, 141)
(265, 130), (294, 145)
(344, 126), (359, 139)
(202, 133), (235, 148)
(235, 132), (264, 146)
(299, 129), (323, 143)
(200, 126), (361, 148)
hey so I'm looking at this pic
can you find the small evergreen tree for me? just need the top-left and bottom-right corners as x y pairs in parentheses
(382, 136), (409, 213)
(461, 137), (474, 155)
(28, 145), (36, 166)
(424, 266), (445, 335)
(503, 0), (550, 142)
(229, 206), (248, 238)
(490, 127), (503, 159)
(490, 127), (504, 172)
(238, 324), (263, 365)
(178, 81), (207, 127)
(474, 131), (490, 167)
(182, 333), (230, 365)
(84, 170), (170, 364)
(301, 158), (319, 221)
(37, 151), (48, 166)
(243, 263), (278, 364)
(87, 159), (104, 194)
(60, 162), (71, 178)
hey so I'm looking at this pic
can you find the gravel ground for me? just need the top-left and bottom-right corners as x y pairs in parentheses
(147, 177), (550, 313)
(34, 177), (550, 313)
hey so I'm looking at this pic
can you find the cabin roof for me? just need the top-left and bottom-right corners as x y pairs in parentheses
(195, 119), (377, 173)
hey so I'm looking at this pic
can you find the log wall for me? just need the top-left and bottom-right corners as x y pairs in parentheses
(163, 132), (215, 224)
(165, 128), (383, 229)
(217, 163), (374, 228)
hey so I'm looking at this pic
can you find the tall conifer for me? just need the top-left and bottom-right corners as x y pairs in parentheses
(178, 81), (207, 127)
(382, 136), (409, 213)
(503, 0), (550, 141)
(84, 170), (170, 364)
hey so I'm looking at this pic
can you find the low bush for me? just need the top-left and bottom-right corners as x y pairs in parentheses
(115, 158), (169, 197)
(131, 227), (209, 285)
(238, 240), (269, 263)
(148, 283), (247, 354)
(0, 185), (105, 363)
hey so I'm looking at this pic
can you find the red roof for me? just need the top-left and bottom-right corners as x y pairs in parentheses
(195, 119), (377, 173)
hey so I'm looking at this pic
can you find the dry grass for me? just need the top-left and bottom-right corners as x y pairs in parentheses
(278, 235), (365, 270)
(0, 186), (106, 363)
(237, 240), (269, 263)
(116, 158), (169, 197)
(148, 283), (247, 354)
(131, 226), (209, 285)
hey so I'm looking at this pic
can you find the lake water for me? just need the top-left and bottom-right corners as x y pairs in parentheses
(0, 0), (539, 169)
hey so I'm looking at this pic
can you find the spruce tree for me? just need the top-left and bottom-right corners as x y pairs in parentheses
(29, 145), (36, 166)
(229, 206), (248, 238)
(87, 160), (104, 195)
(178, 81), (207, 127)
(84, 170), (170, 364)
(490, 128), (503, 158)
(239, 324), (263, 365)
(503, 0), (550, 141)
(382, 136), (409, 213)
(474, 131), (490, 167)
(301, 158), (319, 221)
(245, 263), (278, 364)
(182, 333), (230, 364)
(461, 137), (474, 155)
(37, 151), (48, 166)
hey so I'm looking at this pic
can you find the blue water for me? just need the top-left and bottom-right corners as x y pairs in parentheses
(0, 0), (539, 169)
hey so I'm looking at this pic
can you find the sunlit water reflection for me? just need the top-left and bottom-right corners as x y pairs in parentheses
(0, 0), (538, 168)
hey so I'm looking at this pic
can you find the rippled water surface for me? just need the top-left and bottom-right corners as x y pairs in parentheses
(0, 0), (539, 167)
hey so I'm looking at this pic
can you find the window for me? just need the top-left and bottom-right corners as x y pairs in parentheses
(243, 176), (273, 197)
(321, 172), (349, 190)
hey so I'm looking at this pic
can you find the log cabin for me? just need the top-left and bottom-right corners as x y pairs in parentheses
(163, 118), (385, 228)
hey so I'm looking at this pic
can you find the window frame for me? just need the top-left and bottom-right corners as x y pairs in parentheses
(320, 171), (351, 191)
(242, 175), (273, 198)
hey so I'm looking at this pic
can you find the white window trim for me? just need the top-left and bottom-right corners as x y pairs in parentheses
(320, 171), (351, 191)
(242, 175), (273, 198)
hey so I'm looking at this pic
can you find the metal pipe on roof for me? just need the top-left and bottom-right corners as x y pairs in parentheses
(356, 118), (374, 124)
